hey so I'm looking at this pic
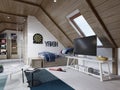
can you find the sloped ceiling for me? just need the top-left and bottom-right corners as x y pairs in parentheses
(0, 0), (120, 47)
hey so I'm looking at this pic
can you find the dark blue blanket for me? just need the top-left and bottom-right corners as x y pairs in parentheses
(38, 52), (56, 62)
(31, 79), (74, 90)
(25, 69), (74, 90)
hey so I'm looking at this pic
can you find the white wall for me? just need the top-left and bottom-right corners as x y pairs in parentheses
(97, 48), (112, 72)
(97, 48), (120, 75)
(27, 16), (64, 58)
(97, 48), (112, 59)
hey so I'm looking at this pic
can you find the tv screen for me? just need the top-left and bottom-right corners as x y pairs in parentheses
(74, 35), (97, 56)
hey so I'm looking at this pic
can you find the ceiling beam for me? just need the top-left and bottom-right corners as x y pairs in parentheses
(0, 21), (24, 25)
(0, 28), (16, 33)
(0, 10), (27, 18)
(112, 48), (118, 75)
(0, 28), (23, 33)
(14, 0), (41, 7)
(14, 0), (73, 43)
(86, 0), (117, 48)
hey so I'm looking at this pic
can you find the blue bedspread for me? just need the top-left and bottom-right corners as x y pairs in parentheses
(38, 52), (56, 62)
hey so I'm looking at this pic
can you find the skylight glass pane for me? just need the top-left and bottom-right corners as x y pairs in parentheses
(73, 15), (102, 46)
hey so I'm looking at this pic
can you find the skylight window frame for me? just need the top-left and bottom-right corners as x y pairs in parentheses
(69, 12), (85, 37)
(69, 12), (103, 47)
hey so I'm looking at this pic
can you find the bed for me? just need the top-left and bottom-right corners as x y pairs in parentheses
(38, 52), (67, 68)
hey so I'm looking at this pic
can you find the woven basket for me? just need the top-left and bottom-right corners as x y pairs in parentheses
(97, 56), (108, 61)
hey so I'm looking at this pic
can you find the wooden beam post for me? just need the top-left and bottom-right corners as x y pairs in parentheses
(112, 48), (118, 75)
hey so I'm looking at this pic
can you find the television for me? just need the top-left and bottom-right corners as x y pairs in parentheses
(73, 35), (97, 56)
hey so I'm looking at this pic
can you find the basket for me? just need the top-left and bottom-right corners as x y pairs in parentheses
(97, 56), (108, 61)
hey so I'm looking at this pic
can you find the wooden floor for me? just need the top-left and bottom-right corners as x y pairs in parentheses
(48, 67), (120, 90)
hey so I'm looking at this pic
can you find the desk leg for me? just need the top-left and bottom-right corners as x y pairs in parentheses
(99, 63), (103, 81)
(107, 62), (111, 79)
(22, 69), (24, 83)
(66, 58), (70, 67)
(83, 60), (86, 72)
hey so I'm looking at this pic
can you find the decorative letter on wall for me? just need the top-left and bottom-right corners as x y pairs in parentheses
(33, 33), (43, 44)
(45, 41), (58, 47)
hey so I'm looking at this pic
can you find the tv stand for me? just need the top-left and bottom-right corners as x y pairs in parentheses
(66, 55), (112, 81)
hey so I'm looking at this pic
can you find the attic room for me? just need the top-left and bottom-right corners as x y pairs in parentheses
(0, 0), (120, 90)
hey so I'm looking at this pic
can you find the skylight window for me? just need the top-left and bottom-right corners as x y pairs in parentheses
(70, 14), (102, 46)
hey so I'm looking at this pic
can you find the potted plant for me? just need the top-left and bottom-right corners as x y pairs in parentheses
(0, 65), (3, 73)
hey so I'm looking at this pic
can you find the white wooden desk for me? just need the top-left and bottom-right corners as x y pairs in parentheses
(66, 55), (112, 81)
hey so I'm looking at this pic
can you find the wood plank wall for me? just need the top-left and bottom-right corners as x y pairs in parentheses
(40, 0), (119, 47)
(89, 0), (120, 74)
(76, 0), (116, 48)
(0, 23), (17, 32)
(35, 8), (73, 47)
(40, 0), (81, 46)
(91, 0), (120, 47)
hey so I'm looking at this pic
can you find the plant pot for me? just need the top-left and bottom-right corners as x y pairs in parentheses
(0, 65), (3, 73)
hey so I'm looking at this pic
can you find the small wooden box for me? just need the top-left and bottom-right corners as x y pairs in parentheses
(31, 58), (43, 68)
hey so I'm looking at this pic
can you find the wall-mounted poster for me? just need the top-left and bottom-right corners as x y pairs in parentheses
(33, 33), (43, 44)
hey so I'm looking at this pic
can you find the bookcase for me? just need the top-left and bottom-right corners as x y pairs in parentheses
(0, 33), (7, 59)
(10, 33), (18, 59)
(0, 33), (18, 59)
(0, 39), (7, 55)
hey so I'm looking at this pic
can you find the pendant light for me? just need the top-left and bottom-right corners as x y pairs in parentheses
(54, 0), (57, 2)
